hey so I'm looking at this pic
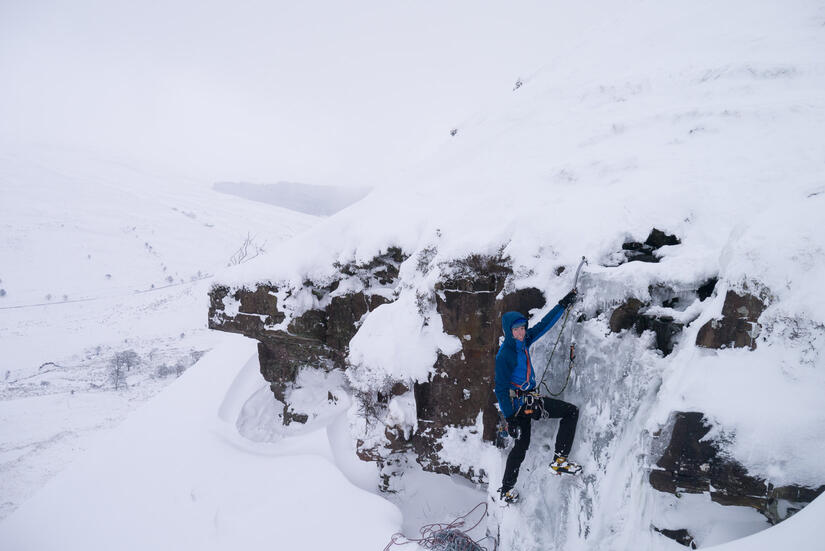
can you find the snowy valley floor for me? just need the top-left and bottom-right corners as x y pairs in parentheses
(0, 146), (319, 521)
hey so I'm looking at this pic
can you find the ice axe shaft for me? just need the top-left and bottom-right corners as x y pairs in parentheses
(572, 256), (587, 290)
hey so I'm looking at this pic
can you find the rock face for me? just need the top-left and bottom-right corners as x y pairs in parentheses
(209, 283), (284, 339)
(649, 412), (824, 524)
(209, 248), (405, 424)
(608, 297), (683, 356)
(404, 255), (547, 477)
(696, 290), (766, 350)
(208, 245), (818, 524)
(208, 251), (548, 481)
(354, 255), (550, 483)
(208, 252), (557, 483)
(608, 278), (718, 356)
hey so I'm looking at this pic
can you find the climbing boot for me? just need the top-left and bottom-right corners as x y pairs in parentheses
(498, 487), (520, 504)
(550, 455), (582, 476)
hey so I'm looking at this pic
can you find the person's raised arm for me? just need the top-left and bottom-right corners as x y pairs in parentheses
(526, 290), (577, 345)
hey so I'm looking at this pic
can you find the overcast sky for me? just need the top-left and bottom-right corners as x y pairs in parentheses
(1, 1), (558, 186)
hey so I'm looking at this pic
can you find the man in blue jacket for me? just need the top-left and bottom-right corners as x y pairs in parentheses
(495, 290), (580, 504)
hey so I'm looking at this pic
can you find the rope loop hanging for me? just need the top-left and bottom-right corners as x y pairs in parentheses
(538, 256), (586, 397)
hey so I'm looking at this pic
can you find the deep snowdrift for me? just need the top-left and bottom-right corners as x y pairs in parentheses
(0, 335), (400, 550)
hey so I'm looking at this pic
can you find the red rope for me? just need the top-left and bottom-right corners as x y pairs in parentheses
(383, 502), (496, 551)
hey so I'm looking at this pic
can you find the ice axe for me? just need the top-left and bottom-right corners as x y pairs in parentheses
(571, 255), (587, 294)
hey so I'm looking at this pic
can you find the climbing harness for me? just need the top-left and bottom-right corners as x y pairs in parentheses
(538, 256), (587, 397)
(383, 502), (496, 551)
(509, 388), (543, 417)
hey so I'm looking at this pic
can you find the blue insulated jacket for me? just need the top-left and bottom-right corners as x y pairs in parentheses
(494, 305), (566, 418)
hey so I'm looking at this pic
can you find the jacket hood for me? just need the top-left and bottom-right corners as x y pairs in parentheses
(501, 311), (528, 344)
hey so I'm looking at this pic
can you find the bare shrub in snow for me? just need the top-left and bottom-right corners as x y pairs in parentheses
(354, 389), (387, 432)
(416, 245), (437, 273)
(109, 350), (140, 390)
(174, 359), (188, 377)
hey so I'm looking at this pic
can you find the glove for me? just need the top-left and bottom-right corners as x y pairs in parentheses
(559, 289), (578, 309)
(506, 417), (521, 439)
(530, 404), (543, 420)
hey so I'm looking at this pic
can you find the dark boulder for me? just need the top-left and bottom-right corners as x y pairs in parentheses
(645, 228), (681, 249)
(611, 228), (681, 265)
(609, 298), (683, 356)
(696, 277), (718, 301)
(650, 412), (823, 524)
(636, 315), (683, 357)
(696, 290), (766, 350)
(609, 298), (644, 333)
(652, 527), (696, 549)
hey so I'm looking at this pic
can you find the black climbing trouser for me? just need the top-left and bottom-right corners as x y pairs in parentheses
(501, 397), (579, 491)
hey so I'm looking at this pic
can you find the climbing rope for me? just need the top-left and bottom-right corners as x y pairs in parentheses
(383, 502), (496, 551)
(538, 307), (575, 396)
(538, 257), (587, 397)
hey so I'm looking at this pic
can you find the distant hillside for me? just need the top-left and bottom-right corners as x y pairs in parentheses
(213, 181), (370, 216)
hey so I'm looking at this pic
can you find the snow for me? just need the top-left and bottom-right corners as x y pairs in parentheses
(0, 335), (400, 550)
(347, 292), (462, 392)
(385, 392), (419, 441)
(706, 492), (825, 551)
(0, 146), (318, 519)
(2, 0), (824, 549)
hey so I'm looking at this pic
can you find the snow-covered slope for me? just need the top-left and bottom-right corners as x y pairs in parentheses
(2, 0), (824, 550)
(0, 145), (319, 519)
(0, 335), (400, 550)
(213, 1), (825, 549)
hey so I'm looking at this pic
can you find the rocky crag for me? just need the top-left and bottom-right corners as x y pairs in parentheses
(208, 230), (822, 532)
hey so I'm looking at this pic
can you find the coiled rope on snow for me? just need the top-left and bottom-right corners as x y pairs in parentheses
(383, 502), (495, 551)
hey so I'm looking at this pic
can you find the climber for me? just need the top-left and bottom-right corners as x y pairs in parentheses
(495, 289), (581, 505)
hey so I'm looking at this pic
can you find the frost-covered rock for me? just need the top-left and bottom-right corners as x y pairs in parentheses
(649, 412), (824, 524)
(208, 248), (405, 425)
(696, 290), (767, 350)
